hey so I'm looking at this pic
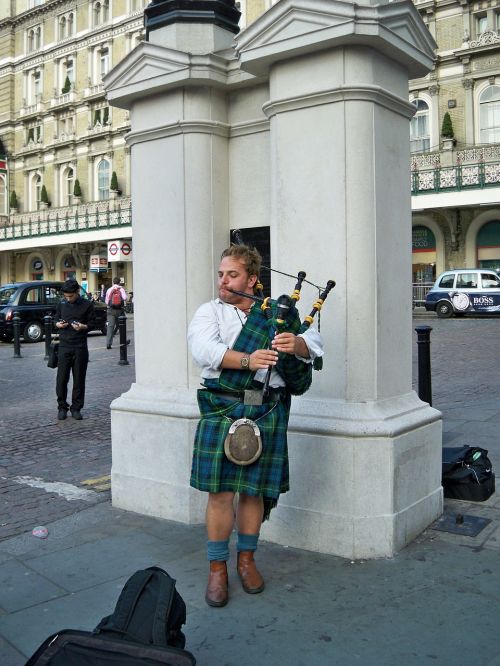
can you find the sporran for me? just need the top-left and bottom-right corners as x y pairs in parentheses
(224, 418), (262, 466)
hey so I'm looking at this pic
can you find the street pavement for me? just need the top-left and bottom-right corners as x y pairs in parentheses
(1, 312), (500, 665)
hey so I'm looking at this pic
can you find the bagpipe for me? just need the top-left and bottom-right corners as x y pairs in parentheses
(218, 230), (335, 399)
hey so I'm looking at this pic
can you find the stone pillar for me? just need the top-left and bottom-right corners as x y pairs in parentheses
(463, 78), (475, 145)
(105, 0), (443, 559)
(236, 0), (442, 558)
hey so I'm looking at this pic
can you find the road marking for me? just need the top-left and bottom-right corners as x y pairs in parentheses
(12, 476), (96, 501)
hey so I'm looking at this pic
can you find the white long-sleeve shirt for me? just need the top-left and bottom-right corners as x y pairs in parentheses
(188, 298), (323, 388)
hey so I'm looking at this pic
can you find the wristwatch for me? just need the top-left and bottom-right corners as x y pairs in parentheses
(240, 355), (250, 369)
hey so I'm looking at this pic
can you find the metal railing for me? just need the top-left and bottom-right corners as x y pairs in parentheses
(412, 283), (433, 307)
(0, 197), (131, 242)
(412, 160), (500, 195)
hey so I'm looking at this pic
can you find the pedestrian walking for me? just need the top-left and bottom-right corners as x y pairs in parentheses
(54, 279), (96, 420)
(105, 277), (127, 349)
(187, 244), (323, 607)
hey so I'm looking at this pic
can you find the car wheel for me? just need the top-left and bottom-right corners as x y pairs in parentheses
(23, 321), (44, 342)
(436, 300), (453, 319)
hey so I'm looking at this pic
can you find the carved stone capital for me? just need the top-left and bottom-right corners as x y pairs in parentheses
(428, 84), (439, 96)
(462, 78), (474, 90)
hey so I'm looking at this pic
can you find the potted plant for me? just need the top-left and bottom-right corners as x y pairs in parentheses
(9, 190), (18, 213)
(40, 184), (50, 209)
(73, 178), (82, 204)
(441, 112), (456, 150)
(110, 170), (121, 198)
(61, 75), (71, 95)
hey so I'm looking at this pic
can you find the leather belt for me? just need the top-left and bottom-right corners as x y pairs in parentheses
(206, 387), (286, 403)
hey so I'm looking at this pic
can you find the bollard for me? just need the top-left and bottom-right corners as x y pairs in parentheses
(44, 314), (53, 361)
(118, 312), (129, 365)
(415, 325), (432, 406)
(12, 311), (22, 358)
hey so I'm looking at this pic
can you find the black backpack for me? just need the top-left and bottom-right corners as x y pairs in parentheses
(442, 446), (495, 502)
(25, 567), (196, 665)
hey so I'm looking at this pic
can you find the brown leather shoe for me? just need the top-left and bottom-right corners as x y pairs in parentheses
(237, 551), (265, 594)
(205, 561), (229, 607)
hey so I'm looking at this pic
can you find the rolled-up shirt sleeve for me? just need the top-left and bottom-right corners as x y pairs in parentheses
(188, 302), (228, 371)
(296, 327), (324, 362)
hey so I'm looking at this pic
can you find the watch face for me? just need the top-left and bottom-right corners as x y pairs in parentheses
(241, 356), (249, 369)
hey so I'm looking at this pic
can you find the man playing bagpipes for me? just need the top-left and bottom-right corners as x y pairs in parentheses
(188, 243), (325, 608)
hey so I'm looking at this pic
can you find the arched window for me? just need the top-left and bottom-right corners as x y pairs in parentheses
(410, 100), (430, 153)
(0, 175), (6, 215)
(100, 48), (109, 79)
(59, 16), (66, 39)
(97, 159), (110, 200)
(30, 173), (42, 211)
(35, 27), (41, 50)
(63, 167), (74, 206)
(103, 0), (110, 22)
(28, 30), (34, 52)
(479, 86), (500, 144)
(68, 13), (74, 35)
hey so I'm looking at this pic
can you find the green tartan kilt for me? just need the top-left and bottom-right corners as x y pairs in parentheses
(190, 389), (291, 501)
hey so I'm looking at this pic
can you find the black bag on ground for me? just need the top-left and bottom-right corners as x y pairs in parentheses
(94, 566), (187, 649)
(25, 567), (196, 665)
(442, 445), (495, 501)
(25, 629), (196, 665)
(47, 341), (59, 369)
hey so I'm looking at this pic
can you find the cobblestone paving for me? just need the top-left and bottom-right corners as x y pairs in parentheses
(1, 313), (499, 542)
(0, 322), (135, 540)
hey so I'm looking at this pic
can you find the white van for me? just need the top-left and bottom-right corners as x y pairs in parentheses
(424, 269), (500, 318)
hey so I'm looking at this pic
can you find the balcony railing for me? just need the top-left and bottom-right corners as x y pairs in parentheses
(412, 160), (500, 195)
(0, 197), (131, 243)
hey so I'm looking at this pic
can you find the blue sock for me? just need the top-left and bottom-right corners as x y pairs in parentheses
(207, 539), (230, 562)
(237, 533), (259, 553)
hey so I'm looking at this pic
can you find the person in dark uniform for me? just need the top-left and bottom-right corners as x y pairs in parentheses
(54, 279), (96, 421)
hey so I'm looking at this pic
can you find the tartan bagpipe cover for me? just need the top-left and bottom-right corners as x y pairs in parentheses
(218, 300), (312, 396)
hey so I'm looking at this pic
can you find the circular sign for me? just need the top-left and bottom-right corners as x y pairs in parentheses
(451, 292), (470, 312)
(33, 259), (43, 270)
(121, 242), (131, 256)
(109, 242), (119, 256)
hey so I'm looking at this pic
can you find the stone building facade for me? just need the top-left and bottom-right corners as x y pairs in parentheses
(0, 0), (146, 292)
(243, 0), (500, 289)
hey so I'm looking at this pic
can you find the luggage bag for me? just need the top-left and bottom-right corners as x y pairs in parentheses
(442, 445), (495, 502)
(25, 629), (196, 665)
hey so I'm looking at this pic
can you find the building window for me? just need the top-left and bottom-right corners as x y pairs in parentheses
(479, 86), (500, 144)
(26, 124), (42, 144)
(29, 0), (44, 7)
(93, 0), (110, 27)
(58, 12), (74, 40)
(62, 166), (74, 206)
(476, 14), (488, 36)
(29, 173), (42, 211)
(100, 48), (109, 79)
(66, 59), (74, 86)
(410, 100), (430, 153)
(97, 159), (110, 200)
(27, 25), (41, 53)
(0, 175), (6, 215)
(29, 70), (42, 104)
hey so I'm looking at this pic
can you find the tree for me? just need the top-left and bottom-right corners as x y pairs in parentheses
(73, 179), (82, 197)
(9, 190), (18, 209)
(441, 112), (454, 138)
(61, 75), (71, 94)
(40, 184), (49, 204)
(110, 171), (119, 192)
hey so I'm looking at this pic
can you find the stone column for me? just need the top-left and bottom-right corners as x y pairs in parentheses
(463, 78), (475, 145)
(236, 0), (442, 558)
(104, 1), (239, 524)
